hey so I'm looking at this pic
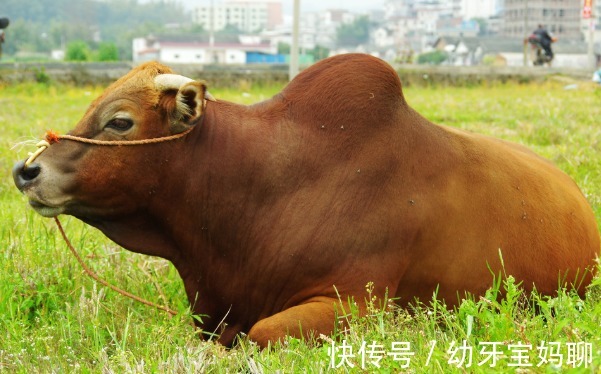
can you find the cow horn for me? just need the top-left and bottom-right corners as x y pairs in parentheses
(154, 74), (217, 102)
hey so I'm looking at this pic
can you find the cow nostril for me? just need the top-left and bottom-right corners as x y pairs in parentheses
(12, 160), (42, 190)
(21, 163), (42, 181)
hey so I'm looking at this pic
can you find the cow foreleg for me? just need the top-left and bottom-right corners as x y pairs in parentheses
(247, 296), (342, 349)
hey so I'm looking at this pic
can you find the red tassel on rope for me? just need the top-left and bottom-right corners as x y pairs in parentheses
(45, 130), (60, 144)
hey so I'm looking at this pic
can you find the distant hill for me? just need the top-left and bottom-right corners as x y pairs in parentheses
(1, 0), (191, 60)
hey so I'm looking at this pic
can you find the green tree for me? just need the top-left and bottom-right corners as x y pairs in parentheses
(417, 50), (448, 65)
(0, 0), (190, 60)
(96, 42), (119, 61)
(65, 40), (90, 61)
(309, 45), (329, 61)
(277, 42), (290, 55)
(472, 18), (488, 36)
(216, 24), (243, 43)
(1, 19), (35, 55)
(336, 15), (371, 47)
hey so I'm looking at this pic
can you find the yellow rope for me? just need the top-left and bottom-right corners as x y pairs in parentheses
(23, 129), (197, 316)
(24, 127), (194, 168)
(58, 127), (194, 146)
(54, 216), (178, 316)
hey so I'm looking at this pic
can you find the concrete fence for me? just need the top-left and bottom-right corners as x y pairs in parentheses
(0, 61), (594, 88)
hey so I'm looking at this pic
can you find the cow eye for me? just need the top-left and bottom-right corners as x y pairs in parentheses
(106, 118), (133, 132)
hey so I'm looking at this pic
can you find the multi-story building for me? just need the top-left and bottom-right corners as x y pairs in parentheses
(384, 0), (500, 21)
(457, 0), (500, 19)
(581, 0), (601, 44)
(302, 9), (357, 48)
(503, 0), (582, 39)
(383, 0), (456, 53)
(192, 0), (283, 33)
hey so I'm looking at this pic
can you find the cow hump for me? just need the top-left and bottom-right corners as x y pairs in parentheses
(281, 54), (406, 130)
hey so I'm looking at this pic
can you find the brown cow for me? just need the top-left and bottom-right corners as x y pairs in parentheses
(13, 54), (600, 348)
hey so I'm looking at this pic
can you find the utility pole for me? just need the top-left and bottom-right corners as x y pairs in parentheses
(289, 0), (300, 81)
(209, 0), (215, 63)
(587, 0), (596, 70)
(523, 0), (529, 66)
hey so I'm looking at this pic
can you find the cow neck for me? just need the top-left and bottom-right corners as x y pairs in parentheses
(164, 101), (282, 266)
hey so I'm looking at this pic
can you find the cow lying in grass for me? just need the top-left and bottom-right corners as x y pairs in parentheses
(13, 53), (599, 348)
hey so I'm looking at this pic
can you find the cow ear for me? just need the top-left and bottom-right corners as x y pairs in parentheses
(171, 81), (208, 134)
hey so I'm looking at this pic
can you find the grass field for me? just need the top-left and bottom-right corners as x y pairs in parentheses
(1, 79), (600, 373)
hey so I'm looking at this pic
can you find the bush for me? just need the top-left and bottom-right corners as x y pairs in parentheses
(417, 50), (448, 65)
(34, 67), (51, 85)
(65, 41), (90, 61)
(96, 42), (119, 61)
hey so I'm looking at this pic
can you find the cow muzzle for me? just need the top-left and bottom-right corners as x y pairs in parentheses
(13, 159), (41, 190)
(13, 159), (68, 217)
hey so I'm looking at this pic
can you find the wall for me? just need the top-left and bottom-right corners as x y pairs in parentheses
(0, 61), (593, 88)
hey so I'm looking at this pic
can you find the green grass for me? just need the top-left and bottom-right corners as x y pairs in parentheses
(1, 80), (600, 372)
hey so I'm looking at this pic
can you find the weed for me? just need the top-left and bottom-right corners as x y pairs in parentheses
(33, 67), (51, 86)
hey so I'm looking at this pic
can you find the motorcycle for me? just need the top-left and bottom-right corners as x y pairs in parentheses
(525, 34), (556, 66)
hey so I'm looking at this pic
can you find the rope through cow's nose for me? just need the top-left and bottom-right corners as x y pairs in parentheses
(24, 130), (61, 168)
(24, 140), (51, 168)
(22, 127), (195, 168)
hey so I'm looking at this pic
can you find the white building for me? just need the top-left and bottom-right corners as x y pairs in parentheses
(414, 2), (454, 34)
(259, 8), (357, 51)
(261, 25), (317, 51)
(455, 0), (499, 20)
(192, 0), (283, 33)
(385, 0), (499, 21)
(301, 9), (357, 48)
(132, 36), (276, 64)
(372, 27), (395, 48)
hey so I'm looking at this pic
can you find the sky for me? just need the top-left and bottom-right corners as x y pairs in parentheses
(283, 0), (385, 14)
(176, 0), (386, 15)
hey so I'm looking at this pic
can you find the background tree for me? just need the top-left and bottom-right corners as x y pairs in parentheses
(417, 50), (448, 65)
(472, 18), (489, 36)
(0, 0), (189, 60)
(336, 15), (371, 47)
(216, 24), (243, 43)
(310, 45), (329, 61)
(96, 42), (119, 61)
(277, 42), (290, 55)
(65, 40), (90, 61)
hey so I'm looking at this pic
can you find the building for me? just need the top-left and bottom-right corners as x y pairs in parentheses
(382, 0), (456, 54)
(302, 9), (357, 48)
(582, 0), (601, 47)
(437, 17), (480, 37)
(372, 27), (396, 48)
(192, 0), (283, 33)
(384, 0), (499, 20)
(456, 0), (500, 20)
(503, 0), (582, 39)
(132, 35), (278, 64)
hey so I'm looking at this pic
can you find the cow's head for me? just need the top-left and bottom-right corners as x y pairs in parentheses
(13, 62), (211, 222)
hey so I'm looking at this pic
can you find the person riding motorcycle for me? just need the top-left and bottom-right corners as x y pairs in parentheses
(526, 24), (557, 66)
